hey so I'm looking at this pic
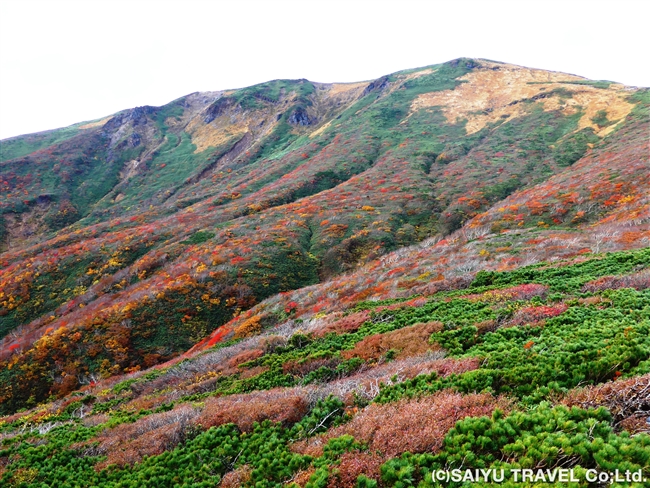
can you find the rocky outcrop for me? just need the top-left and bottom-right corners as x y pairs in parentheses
(103, 106), (156, 133)
(288, 107), (313, 126)
(361, 76), (390, 97)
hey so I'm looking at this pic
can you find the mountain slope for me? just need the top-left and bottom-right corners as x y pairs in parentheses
(0, 58), (648, 414)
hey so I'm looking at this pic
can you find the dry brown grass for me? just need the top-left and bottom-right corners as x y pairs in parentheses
(563, 374), (650, 434)
(187, 117), (248, 153)
(220, 465), (253, 488)
(341, 321), (443, 361)
(581, 269), (650, 293)
(293, 391), (510, 463)
(92, 404), (200, 470)
(313, 310), (370, 337)
(78, 117), (111, 130)
(283, 357), (340, 377)
(410, 61), (635, 136)
(327, 82), (369, 97)
(227, 348), (265, 368)
(317, 355), (480, 405)
(328, 451), (385, 488)
(81, 413), (109, 427)
(194, 391), (309, 432)
(291, 467), (317, 487)
(238, 365), (269, 380)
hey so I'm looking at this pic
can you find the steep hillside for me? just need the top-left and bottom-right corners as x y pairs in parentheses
(0, 58), (648, 416)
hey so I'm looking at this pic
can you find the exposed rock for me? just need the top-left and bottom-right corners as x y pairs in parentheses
(36, 194), (53, 206)
(203, 96), (230, 124)
(103, 106), (155, 133)
(129, 133), (142, 148)
(288, 107), (313, 126)
(361, 76), (390, 97)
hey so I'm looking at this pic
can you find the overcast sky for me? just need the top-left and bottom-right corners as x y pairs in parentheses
(1, 0), (648, 140)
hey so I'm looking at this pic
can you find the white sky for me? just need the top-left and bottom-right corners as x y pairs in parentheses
(1, 0), (648, 140)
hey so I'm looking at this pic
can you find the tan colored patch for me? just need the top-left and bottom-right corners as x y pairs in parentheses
(410, 61), (635, 136)
(187, 118), (248, 153)
(328, 81), (368, 96)
(78, 117), (111, 130)
(309, 120), (332, 138)
(403, 68), (434, 80)
(307, 81), (368, 138)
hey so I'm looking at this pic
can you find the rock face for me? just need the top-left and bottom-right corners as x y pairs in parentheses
(288, 107), (313, 126)
(361, 75), (389, 96)
(202, 96), (230, 124)
(103, 105), (155, 132)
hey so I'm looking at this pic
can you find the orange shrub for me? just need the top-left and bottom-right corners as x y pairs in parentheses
(234, 315), (262, 339)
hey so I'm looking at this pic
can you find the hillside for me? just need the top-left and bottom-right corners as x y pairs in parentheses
(1, 248), (649, 486)
(0, 57), (649, 486)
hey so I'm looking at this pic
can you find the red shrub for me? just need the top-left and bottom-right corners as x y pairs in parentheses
(507, 303), (568, 326)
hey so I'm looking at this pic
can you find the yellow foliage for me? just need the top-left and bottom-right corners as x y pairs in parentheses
(107, 257), (122, 267)
(234, 315), (262, 339)
(618, 195), (635, 205)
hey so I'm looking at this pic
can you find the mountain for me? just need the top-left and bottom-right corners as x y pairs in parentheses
(0, 58), (649, 487)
